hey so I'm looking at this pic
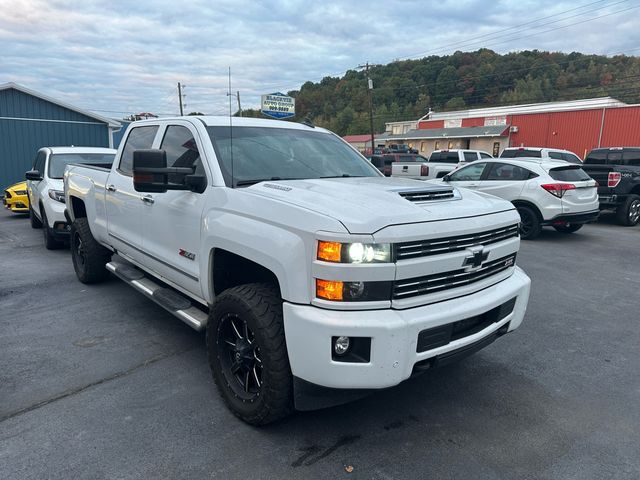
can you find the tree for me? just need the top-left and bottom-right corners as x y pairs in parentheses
(445, 97), (466, 110)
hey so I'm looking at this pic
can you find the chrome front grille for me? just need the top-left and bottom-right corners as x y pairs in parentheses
(395, 224), (519, 260)
(398, 189), (454, 202)
(393, 253), (517, 299)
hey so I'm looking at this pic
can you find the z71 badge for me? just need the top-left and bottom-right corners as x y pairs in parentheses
(179, 249), (196, 261)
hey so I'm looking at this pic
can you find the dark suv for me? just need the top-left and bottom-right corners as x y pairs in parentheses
(583, 147), (640, 226)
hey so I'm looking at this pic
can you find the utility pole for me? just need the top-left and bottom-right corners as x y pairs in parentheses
(227, 90), (242, 116)
(357, 62), (377, 153)
(177, 82), (185, 116)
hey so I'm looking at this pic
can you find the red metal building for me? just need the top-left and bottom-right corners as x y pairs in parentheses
(380, 97), (640, 159)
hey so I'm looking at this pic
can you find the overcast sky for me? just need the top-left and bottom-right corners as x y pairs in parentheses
(1, 0), (639, 119)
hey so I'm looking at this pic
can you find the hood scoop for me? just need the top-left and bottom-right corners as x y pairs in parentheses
(398, 188), (456, 203)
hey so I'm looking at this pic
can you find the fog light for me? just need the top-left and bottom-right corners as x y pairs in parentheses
(334, 336), (350, 355)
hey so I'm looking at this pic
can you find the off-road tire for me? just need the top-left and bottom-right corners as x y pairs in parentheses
(553, 223), (583, 233)
(29, 204), (42, 228)
(615, 194), (640, 226)
(71, 217), (111, 283)
(42, 210), (64, 250)
(516, 205), (542, 240)
(207, 283), (293, 425)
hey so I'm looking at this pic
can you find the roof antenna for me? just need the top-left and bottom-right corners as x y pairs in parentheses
(228, 67), (235, 188)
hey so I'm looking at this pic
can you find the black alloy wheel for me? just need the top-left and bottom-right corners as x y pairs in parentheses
(516, 205), (542, 240)
(217, 313), (263, 400)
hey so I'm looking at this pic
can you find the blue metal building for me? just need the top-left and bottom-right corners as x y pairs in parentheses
(0, 82), (121, 187)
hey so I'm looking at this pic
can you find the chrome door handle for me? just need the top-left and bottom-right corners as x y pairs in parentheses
(106, 184), (116, 192)
(141, 195), (154, 205)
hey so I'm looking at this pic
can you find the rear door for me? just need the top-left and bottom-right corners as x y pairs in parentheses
(548, 165), (598, 214)
(140, 122), (208, 296)
(474, 162), (531, 200)
(105, 125), (160, 262)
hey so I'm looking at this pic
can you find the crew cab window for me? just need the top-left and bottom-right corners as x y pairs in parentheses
(463, 151), (478, 162)
(549, 166), (591, 182)
(448, 162), (486, 181)
(485, 163), (532, 181)
(430, 151), (459, 163)
(500, 149), (542, 158)
(584, 150), (607, 164)
(161, 125), (206, 184)
(119, 126), (159, 175)
(622, 150), (640, 166)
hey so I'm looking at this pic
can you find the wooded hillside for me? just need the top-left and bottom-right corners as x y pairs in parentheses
(242, 49), (640, 136)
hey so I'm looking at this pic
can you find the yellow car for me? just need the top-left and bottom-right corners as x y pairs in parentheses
(3, 181), (29, 213)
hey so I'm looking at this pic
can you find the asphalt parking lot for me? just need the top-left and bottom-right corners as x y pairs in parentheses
(1, 208), (639, 480)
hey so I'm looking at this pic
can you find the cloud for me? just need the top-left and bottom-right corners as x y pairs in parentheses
(0, 0), (638, 117)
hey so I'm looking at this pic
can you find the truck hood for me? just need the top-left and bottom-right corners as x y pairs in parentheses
(243, 177), (515, 234)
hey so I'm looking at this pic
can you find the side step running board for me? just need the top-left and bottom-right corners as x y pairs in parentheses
(106, 261), (209, 331)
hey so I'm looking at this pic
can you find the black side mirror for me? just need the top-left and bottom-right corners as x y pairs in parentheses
(25, 169), (42, 181)
(133, 149), (205, 193)
(442, 174), (451, 182)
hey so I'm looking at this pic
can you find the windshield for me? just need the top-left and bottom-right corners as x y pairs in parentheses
(206, 126), (381, 186)
(49, 153), (115, 179)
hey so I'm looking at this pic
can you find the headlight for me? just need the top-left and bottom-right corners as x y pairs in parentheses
(317, 241), (392, 263)
(15, 190), (27, 195)
(48, 189), (65, 203)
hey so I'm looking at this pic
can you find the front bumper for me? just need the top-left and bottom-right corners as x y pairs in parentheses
(283, 266), (530, 390)
(3, 193), (29, 213)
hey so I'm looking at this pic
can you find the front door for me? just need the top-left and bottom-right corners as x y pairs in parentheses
(105, 125), (160, 263)
(139, 123), (208, 298)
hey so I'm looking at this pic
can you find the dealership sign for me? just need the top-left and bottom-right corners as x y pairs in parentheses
(261, 92), (295, 119)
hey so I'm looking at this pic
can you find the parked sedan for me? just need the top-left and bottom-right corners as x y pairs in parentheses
(3, 180), (29, 213)
(443, 158), (599, 239)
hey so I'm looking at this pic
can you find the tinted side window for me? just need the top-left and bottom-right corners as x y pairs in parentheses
(119, 126), (159, 175)
(584, 150), (607, 164)
(548, 152), (563, 160)
(549, 166), (591, 181)
(449, 162), (486, 181)
(485, 163), (532, 181)
(480, 152), (492, 159)
(464, 151), (478, 162)
(501, 149), (542, 158)
(562, 153), (582, 164)
(160, 125), (205, 184)
(622, 149), (640, 166)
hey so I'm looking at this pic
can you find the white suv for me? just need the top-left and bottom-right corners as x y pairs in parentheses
(500, 147), (583, 164)
(25, 146), (116, 249)
(443, 158), (599, 239)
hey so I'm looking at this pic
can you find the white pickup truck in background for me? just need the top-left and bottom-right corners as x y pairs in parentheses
(64, 117), (530, 425)
(392, 149), (493, 180)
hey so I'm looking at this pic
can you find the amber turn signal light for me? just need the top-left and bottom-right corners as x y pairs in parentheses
(317, 241), (342, 262)
(316, 279), (344, 301)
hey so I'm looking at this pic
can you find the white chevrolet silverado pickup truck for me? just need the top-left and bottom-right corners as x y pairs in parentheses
(64, 116), (531, 425)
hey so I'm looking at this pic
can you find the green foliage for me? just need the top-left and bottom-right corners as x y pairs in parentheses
(278, 49), (640, 136)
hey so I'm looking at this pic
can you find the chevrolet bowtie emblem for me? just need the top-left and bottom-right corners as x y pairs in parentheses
(463, 245), (489, 270)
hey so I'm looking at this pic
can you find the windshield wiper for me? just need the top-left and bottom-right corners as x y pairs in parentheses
(235, 177), (298, 187)
(319, 174), (366, 179)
